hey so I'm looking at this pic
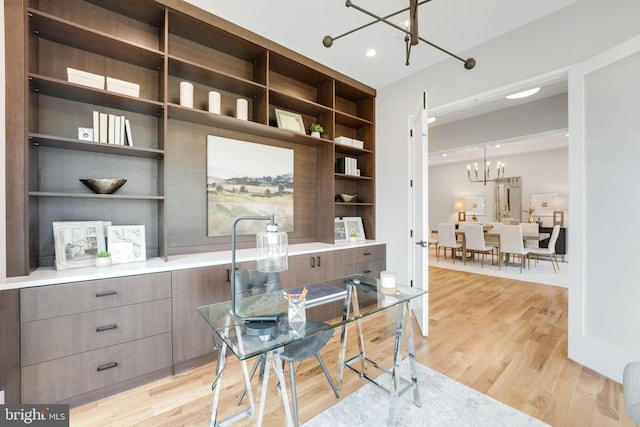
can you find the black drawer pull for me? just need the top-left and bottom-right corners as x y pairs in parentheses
(95, 290), (117, 298)
(316, 256), (321, 267)
(97, 362), (118, 372)
(363, 252), (372, 256)
(310, 257), (315, 268)
(363, 270), (372, 274)
(96, 324), (118, 333)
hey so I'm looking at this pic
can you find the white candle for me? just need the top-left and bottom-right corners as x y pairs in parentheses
(208, 91), (221, 114)
(380, 271), (397, 289)
(179, 82), (193, 108)
(236, 98), (248, 120)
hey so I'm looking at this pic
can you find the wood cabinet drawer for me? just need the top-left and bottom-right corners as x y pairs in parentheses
(22, 298), (171, 366)
(344, 245), (386, 265)
(21, 332), (172, 404)
(345, 259), (386, 279)
(21, 272), (171, 321)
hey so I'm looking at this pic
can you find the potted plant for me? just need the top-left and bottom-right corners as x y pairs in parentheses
(95, 250), (112, 267)
(308, 123), (324, 138)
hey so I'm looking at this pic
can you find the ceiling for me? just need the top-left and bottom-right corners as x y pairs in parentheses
(185, 0), (581, 89)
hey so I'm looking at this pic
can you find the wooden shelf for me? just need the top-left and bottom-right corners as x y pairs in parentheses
(335, 173), (374, 181)
(168, 56), (266, 98)
(29, 74), (164, 115)
(29, 9), (164, 70)
(29, 192), (165, 200)
(29, 134), (164, 159)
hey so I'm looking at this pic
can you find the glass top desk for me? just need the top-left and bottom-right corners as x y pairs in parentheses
(198, 274), (428, 427)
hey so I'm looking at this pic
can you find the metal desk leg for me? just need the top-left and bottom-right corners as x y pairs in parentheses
(257, 351), (294, 427)
(337, 284), (367, 389)
(388, 301), (422, 426)
(209, 317), (255, 427)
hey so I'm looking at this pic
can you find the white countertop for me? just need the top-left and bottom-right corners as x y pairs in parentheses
(0, 240), (385, 290)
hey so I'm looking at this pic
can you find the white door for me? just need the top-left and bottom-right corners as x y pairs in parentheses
(568, 35), (640, 382)
(408, 92), (429, 336)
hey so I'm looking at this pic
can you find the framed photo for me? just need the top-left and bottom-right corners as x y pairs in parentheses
(334, 218), (347, 242)
(275, 108), (305, 133)
(107, 225), (146, 264)
(343, 216), (366, 241)
(53, 221), (106, 270)
(464, 195), (486, 216)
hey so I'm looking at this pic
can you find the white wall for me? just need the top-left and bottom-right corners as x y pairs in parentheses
(376, 0), (640, 381)
(429, 148), (568, 230)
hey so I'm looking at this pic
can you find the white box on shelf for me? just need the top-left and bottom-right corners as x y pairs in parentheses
(352, 139), (364, 149)
(335, 136), (353, 146)
(67, 67), (104, 90)
(106, 77), (140, 97)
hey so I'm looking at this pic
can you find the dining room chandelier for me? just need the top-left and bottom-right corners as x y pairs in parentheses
(467, 146), (505, 185)
(322, 0), (476, 69)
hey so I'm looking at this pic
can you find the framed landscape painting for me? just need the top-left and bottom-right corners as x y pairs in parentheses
(206, 135), (294, 237)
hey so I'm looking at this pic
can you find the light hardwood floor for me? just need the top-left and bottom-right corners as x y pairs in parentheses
(70, 267), (634, 426)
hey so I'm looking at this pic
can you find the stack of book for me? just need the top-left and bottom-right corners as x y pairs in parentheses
(92, 111), (134, 146)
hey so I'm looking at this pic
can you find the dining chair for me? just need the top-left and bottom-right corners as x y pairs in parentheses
(527, 224), (561, 273)
(234, 269), (339, 427)
(520, 222), (539, 248)
(436, 223), (463, 263)
(499, 225), (530, 273)
(463, 223), (497, 267)
(428, 229), (439, 252)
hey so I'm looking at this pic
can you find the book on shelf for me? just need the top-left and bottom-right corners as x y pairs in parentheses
(92, 111), (99, 142)
(107, 114), (116, 144)
(113, 115), (121, 145)
(124, 119), (134, 146)
(335, 157), (358, 175)
(99, 112), (108, 143)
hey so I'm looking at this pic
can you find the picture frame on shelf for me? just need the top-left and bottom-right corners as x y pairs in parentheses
(52, 221), (106, 270)
(275, 108), (306, 134)
(107, 225), (146, 264)
(342, 216), (366, 241)
(334, 218), (347, 242)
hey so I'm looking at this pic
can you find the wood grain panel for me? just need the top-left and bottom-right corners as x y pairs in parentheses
(20, 272), (171, 322)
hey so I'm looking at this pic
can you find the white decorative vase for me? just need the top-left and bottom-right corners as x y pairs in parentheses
(179, 81), (194, 108)
(95, 256), (112, 267)
(311, 131), (321, 138)
(208, 91), (221, 114)
(236, 99), (248, 120)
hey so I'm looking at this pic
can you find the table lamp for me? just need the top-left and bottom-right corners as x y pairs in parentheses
(231, 215), (288, 338)
(454, 198), (467, 223)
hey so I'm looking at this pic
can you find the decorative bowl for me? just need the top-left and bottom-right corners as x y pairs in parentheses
(80, 178), (127, 194)
(482, 224), (494, 232)
(335, 193), (357, 203)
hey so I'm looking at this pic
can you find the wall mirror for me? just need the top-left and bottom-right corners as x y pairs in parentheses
(494, 177), (522, 222)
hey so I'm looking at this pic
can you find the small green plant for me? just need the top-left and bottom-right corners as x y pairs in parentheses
(308, 123), (324, 134)
(97, 251), (111, 258)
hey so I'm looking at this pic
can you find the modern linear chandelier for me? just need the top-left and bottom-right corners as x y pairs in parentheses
(467, 146), (505, 185)
(323, 0), (476, 69)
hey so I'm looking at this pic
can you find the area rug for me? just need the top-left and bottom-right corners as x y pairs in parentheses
(302, 361), (549, 427)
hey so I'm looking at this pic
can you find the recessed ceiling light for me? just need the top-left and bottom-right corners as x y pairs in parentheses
(442, 153), (447, 157)
(427, 116), (436, 124)
(366, 48), (376, 57)
(495, 144), (501, 148)
(505, 87), (540, 99)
